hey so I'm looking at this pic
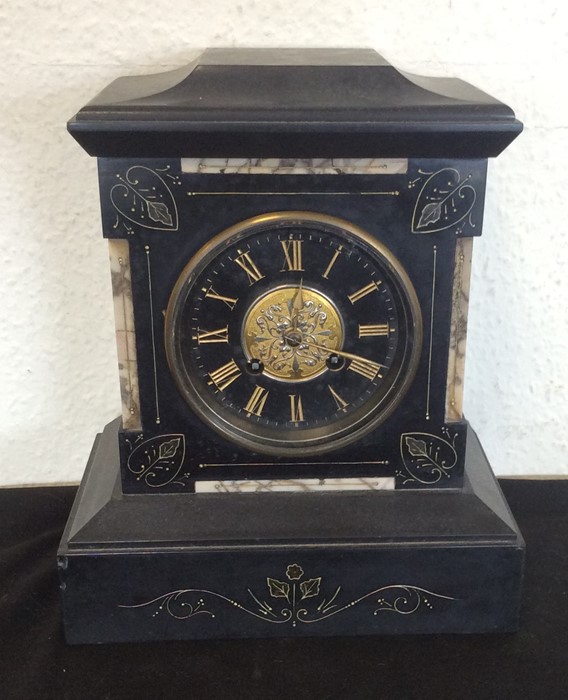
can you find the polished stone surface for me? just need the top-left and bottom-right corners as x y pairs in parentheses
(181, 157), (408, 175)
(109, 239), (140, 430)
(194, 477), (395, 493)
(446, 237), (473, 422)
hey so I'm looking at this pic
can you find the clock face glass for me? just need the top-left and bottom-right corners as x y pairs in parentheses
(165, 212), (422, 456)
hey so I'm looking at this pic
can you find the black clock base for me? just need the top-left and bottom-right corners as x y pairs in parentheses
(58, 418), (524, 644)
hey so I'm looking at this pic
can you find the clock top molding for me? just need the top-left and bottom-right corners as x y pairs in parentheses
(68, 48), (522, 159)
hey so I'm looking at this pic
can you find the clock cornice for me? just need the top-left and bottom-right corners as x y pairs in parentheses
(68, 48), (522, 159)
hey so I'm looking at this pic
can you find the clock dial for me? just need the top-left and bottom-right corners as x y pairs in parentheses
(165, 212), (422, 456)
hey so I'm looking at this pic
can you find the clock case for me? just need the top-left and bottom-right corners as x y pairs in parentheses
(59, 49), (524, 643)
(99, 156), (486, 493)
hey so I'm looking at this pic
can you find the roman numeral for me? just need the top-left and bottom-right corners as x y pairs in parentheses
(328, 385), (349, 412)
(281, 239), (304, 271)
(194, 326), (229, 344)
(348, 357), (384, 381)
(203, 286), (238, 311)
(244, 385), (269, 417)
(289, 394), (304, 423)
(208, 359), (242, 391)
(358, 323), (390, 338)
(322, 246), (342, 279)
(234, 249), (264, 285)
(348, 281), (381, 304)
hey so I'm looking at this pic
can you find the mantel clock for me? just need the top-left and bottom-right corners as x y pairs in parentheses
(58, 49), (524, 644)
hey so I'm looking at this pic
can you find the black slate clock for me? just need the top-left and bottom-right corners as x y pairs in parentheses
(58, 49), (525, 644)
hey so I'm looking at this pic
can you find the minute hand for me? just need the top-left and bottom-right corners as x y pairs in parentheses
(283, 336), (387, 370)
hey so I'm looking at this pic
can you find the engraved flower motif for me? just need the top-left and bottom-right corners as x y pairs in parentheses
(286, 564), (304, 581)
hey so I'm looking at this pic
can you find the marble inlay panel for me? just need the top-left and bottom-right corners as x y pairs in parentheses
(195, 477), (395, 493)
(181, 157), (408, 175)
(445, 237), (473, 422)
(109, 239), (141, 430)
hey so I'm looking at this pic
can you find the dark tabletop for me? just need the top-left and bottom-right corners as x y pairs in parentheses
(0, 479), (566, 700)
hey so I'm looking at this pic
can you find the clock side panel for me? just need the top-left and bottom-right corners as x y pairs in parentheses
(108, 239), (141, 431)
(96, 157), (487, 493)
(445, 236), (474, 422)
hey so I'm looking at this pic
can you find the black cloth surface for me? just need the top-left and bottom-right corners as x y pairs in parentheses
(0, 480), (566, 700)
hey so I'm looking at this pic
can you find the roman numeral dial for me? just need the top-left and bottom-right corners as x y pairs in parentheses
(208, 359), (241, 391)
(322, 246), (342, 279)
(244, 385), (269, 417)
(194, 326), (229, 344)
(289, 394), (304, 424)
(348, 281), (381, 304)
(165, 213), (421, 458)
(348, 357), (384, 381)
(203, 286), (238, 310)
(234, 249), (264, 285)
(359, 323), (390, 338)
(281, 239), (303, 271)
(328, 385), (349, 412)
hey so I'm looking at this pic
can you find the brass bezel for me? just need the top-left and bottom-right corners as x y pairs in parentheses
(165, 211), (423, 457)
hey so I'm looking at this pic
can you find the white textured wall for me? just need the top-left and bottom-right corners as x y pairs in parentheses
(0, 1), (566, 485)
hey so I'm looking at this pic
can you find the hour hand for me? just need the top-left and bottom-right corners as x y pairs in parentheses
(291, 278), (304, 314)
